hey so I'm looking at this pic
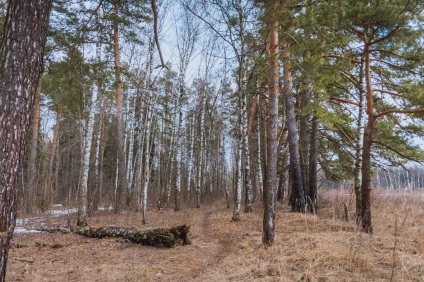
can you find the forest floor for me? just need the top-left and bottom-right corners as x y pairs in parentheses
(7, 189), (424, 281)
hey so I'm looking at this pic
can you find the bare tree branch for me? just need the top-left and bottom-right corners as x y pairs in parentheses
(151, 0), (168, 69)
(376, 109), (424, 119)
(330, 96), (360, 106)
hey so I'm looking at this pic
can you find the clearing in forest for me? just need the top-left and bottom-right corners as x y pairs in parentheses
(7, 189), (424, 281)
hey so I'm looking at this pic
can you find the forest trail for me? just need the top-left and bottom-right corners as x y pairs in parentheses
(189, 206), (241, 279)
(7, 200), (262, 281)
(7, 190), (424, 281)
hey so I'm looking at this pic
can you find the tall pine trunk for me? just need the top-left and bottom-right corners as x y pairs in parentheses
(282, 41), (305, 212)
(113, 2), (128, 213)
(0, 0), (52, 278)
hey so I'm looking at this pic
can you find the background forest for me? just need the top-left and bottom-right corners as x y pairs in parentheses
(5, 0), (424, 238)
(1, 0), (424, 281)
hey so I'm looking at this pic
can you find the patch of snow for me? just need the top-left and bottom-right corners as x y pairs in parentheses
(47, 208), (78, 216)
(52, 204), (63, 207)
(14, 227), (41, 234)
(99, 206), (113, 211)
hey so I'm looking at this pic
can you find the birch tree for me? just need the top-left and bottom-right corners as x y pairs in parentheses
(262, 1), (279, 245)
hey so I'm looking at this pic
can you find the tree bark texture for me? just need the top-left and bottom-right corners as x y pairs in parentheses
(263, 17), (278, 246)
(299, 86), (310, 191)
(361, 44), (374, 233)
(45, 105), (62, 209)
(34, 225), (191, 248)
(354, 56), (366, 224)
(113, 2), (128, 213)
(242, 92), (253, 213)
(308, 115), (319, 213)
(25, 85), (41, 214)
(0, 0), (52, 279)
(232, 135), (242, 221)
(78, 85), (99, 226)
(282, 41), (306, 213)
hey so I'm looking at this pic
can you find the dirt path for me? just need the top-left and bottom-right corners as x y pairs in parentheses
(190, 207), (240, 279)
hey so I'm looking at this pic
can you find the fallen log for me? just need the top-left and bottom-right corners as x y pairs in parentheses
(32, 225), (191, 248)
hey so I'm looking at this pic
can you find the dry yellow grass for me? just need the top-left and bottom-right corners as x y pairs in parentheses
(7, 189), (424, 281)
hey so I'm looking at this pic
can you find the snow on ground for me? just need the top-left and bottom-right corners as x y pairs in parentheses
(15, 205), (113, 233)
(14, 227), (41, 234)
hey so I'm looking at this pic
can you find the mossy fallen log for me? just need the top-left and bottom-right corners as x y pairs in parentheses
(32, 224), (191, 248)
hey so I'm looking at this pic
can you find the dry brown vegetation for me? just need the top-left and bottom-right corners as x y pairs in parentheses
(7, 189), (424, 281)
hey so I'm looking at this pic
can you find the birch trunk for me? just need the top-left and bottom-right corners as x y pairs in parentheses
(140, 94), (156, 224)
(354, 56), (366, 224)
(97, 95), (106, 209)
(174, 109), (183, 212)
(242, 92), (253, 213)
(232, 135), (242, 221)
(361, 43), (374, 233)
(78, 85), (99, 226)
(195, 93), (205, 208)
(263, 15), (278, 245)
(141, 106), (153, 225)
(256, 91), (264, 195)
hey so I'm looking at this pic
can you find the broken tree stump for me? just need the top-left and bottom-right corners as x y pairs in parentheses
(32, 224), (191, 248)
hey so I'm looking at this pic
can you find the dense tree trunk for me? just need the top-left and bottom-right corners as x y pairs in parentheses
(361, 43), (374, 233)
(299, 85), (310, 191)
(174, 109), (183, 212)
(232, 135), (242, 221)
(141, 94), (155, 224)
(97, 94), (106, 209)
(25, 85), (41, 214)
(242, 92), (253, 213)
(257, 90), (264, 195)
(46, 105), (63, 209)
(113, 2), (128, 213)
(354, 56), (366, 224)
(282, 41), (306, 213)
(0, 0), (52, 279)
(308, 114), (319, 213)
(263, 16), (278, 246)
(195, 91), (205, 208)
(78, 85), (99, 226)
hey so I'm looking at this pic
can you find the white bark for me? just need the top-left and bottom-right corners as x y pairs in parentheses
(187, 119), (194, 194)
(79, 84), (99, 225)
(232, 137), (242, 221)
(141, 98), (155, 225)
(257, 91), (263, 195)
(242, 90), (253, 212)
(196, 92), (206, 208)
